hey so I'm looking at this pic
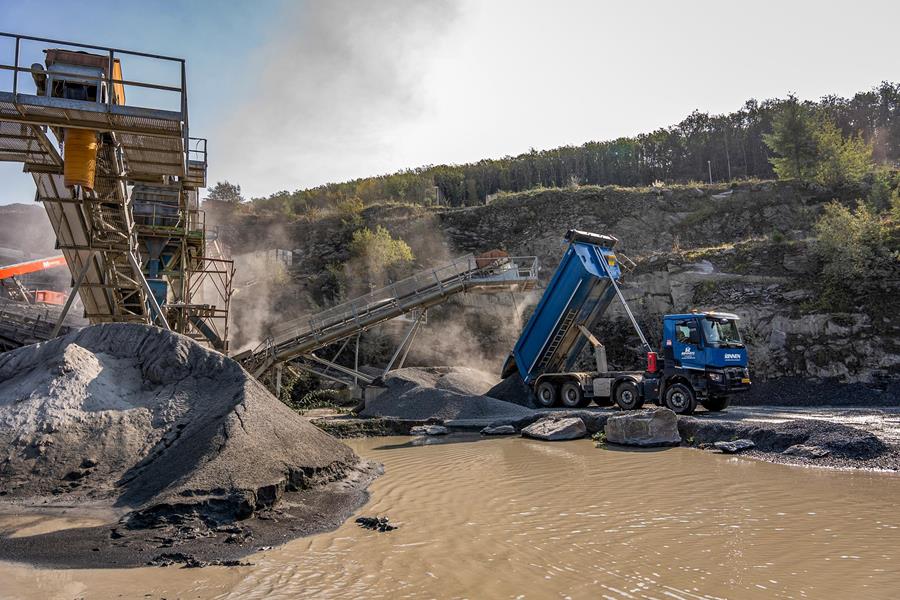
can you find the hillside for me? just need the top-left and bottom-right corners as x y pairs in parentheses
(209, 178), (899, 399)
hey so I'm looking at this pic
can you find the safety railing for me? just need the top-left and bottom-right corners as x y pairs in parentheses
(269, 255), (538, 347)
(132, 200), (205, 234)
(0, 31), (190, 161)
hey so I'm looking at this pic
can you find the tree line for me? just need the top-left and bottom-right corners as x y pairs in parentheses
(241, 81), (899, 213)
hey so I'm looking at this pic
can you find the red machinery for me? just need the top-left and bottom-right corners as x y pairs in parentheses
(0, 255), (68, 305)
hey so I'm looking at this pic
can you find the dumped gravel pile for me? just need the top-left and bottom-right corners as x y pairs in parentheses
(0, 324), (375, 541)
(486, 372), (538, 408)
(361, 367), (533, 422)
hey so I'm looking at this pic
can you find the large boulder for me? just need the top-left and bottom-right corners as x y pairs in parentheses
(605, 407), (682, 447)
(521, 416), (586, 441)
(715, 439), (755, 453)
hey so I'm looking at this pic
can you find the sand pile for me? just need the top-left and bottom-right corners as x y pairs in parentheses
(361, 367), (534, 422)
(0, 324), (374, 528)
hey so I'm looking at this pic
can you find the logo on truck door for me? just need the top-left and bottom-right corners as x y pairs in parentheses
(724, 353), (741, 360)
(680, 348), (696, 360)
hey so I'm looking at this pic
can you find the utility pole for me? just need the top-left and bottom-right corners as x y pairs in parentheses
(707, 160), (713, 184)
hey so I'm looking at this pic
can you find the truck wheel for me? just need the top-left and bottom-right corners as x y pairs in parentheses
(614, 381), (644, 411)
(535, 381), (558, 407)
(560, 382), (584, 408)
(701, 396), (730, 412)
(664, 383), (697, 415)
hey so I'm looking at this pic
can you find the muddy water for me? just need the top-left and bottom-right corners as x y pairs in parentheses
(3, 435), (900, 599)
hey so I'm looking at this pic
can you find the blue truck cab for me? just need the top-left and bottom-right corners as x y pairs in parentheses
(503, 229), (751, 415)
(658, 312), (751, 413)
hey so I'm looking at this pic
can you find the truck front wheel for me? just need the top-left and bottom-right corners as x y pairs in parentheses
(664, 383), (697, 415)
(535, 381), (558, 407)
(614, 381), (644, 411)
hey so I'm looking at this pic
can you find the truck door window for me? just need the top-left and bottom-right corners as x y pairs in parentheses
(675, 320), (700, 346)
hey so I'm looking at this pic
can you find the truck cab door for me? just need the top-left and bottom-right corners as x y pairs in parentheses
(672, 319), (705, 371)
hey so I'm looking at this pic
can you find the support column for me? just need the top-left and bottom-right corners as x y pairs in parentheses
(52, 251), (95, 337)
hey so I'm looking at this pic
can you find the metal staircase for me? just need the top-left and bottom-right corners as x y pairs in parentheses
(234, 254), (539, 381)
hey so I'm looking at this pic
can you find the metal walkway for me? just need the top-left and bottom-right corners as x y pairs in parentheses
(234, 254), (538, 380)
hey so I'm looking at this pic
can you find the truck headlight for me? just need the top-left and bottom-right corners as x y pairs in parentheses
(708, 372), (723, 382)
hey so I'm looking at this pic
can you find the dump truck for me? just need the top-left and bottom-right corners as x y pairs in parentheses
(501, 230), (750, 415)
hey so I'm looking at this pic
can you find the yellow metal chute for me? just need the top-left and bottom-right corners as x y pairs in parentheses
(63, 128), (98, 190)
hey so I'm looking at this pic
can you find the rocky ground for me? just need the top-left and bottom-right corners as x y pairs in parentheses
(309, 366), (900, 473)
(0, 324), (380, 568)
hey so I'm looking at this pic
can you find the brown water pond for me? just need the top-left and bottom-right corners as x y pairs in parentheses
(2, 435), (899, 599)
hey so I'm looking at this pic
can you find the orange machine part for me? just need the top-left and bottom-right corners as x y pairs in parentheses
(0, 255), (67, 280)
(34, 290), (68, 305)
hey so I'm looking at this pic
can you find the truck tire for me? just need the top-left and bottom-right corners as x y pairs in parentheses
(536, 381), (558, 407)
(664, 383), (697, 415)
(560, 382), (584, 408)
(701, 396), (730, 412)
(614, 381), (644, 411)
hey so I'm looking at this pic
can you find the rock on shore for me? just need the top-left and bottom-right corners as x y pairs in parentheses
(605, 407), (682, 447)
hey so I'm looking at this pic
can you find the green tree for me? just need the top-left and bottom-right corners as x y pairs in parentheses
(813, 119), (872, 187)
(815, 201), (886, 280)
(206, 181), (244, 203)
(763, 97), (819, 181)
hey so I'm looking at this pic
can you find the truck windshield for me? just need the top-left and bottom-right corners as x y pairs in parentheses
(701, 318), (742, 348)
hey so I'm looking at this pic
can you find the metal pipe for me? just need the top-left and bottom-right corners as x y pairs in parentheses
(383, 312), (422, 377)
(593, 247), (651, 353)
(12, 36), (18, 97)
(127, 251), (170, 330)
(51, 251), (94, 337)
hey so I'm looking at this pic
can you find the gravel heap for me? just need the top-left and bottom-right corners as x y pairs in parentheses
(0, 323), (372, 525)
(361, 367), (534, 422)
(485, 372), (538, 408)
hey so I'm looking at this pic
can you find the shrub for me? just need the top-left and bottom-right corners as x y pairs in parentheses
(349, 225), (414, 274)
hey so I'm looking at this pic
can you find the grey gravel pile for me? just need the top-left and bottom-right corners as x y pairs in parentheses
(361, 367), (534, 422)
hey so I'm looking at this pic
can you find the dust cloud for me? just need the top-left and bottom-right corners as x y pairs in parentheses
(214, 0), (461, 197)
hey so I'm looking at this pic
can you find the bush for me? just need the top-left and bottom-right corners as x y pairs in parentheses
(813, 200), (895, 311)
(813, 120), (872, 187)
(349, 225), (414, 275)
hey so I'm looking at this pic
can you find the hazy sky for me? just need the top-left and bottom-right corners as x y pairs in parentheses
(1, 0), (898, 204)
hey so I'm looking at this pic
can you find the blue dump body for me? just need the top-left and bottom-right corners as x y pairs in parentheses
(507, 234), (621, 384)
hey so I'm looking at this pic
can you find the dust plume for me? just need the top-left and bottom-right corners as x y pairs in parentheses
(214, 0), (461, 197)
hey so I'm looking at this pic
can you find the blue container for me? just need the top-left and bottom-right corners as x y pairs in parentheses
(504, 231), (621, 384)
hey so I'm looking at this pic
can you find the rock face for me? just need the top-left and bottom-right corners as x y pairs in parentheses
(0, 323), (371, 524)
(521, 417), (586, 441)
(605, 407), (682, 447)
(714, 439), (755, 453)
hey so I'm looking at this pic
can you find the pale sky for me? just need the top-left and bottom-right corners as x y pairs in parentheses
(1, 0), (898, 204)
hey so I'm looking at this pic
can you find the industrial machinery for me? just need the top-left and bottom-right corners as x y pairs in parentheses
(236, 252), (539, 397)
(0, 32), (232, 350)
(502, 230), (751, 414)
(0, 254), (67, 304)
